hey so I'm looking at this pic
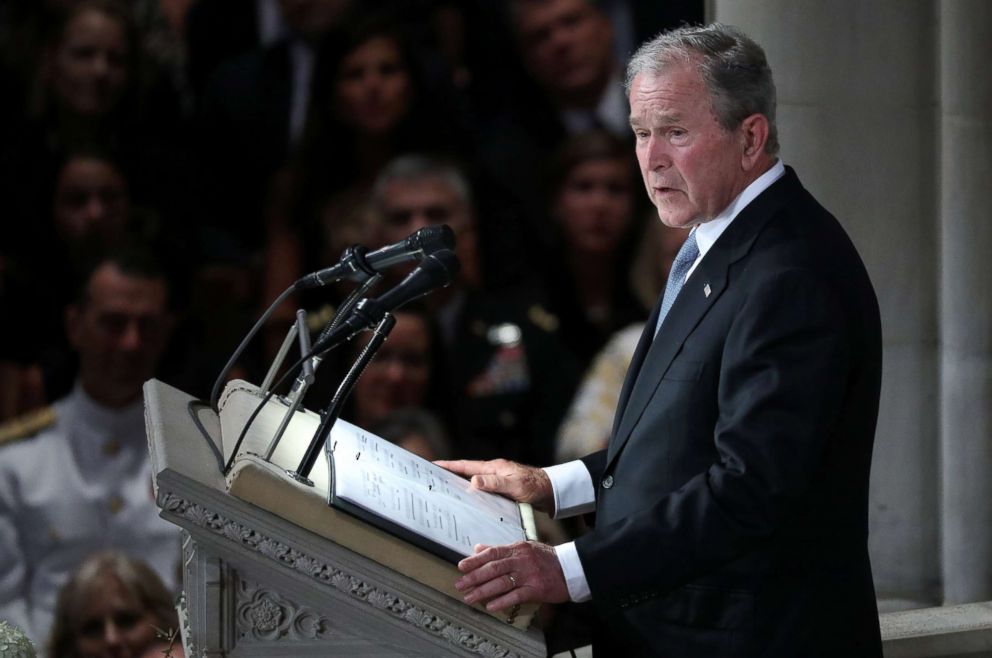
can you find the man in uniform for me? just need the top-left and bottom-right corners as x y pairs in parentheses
(0, 247), (181, 646)
(370, 154), (582, 467)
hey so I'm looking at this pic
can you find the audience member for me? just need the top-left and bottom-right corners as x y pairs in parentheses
(0, 248), (182, 647)
(184, 0), (291, 106)
(0, 0), (189, 273)
(261, 12), (467, 350)
(537, 130), (649, 366)
(555, 222), (687, 466)
(369, 154), (581, 466)
(341, 307), (449, 432)
(0, 147), (187, 416)
(48, 550), (183, 658)
(194, 0), (352, 256)
(471, 0), (648, 268)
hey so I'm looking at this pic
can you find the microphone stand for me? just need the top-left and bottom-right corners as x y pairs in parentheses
(262, 270), (382, 461)
(288, 312), (397, 485)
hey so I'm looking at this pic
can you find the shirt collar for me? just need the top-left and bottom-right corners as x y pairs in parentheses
(694, 159), (786, 259)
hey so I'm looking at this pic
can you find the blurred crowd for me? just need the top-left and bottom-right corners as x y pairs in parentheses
(0, 0), (702, 654)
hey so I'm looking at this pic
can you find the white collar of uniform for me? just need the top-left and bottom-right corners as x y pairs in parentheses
(693, 159), (786, 260)
(68, 380), (145, 438)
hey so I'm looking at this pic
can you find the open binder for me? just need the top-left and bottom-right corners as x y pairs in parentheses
(217, 380), (540, 628)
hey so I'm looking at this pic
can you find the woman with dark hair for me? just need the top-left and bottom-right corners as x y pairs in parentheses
(262, 13), (466, 350)
(538, 130), (650, 367)
(331, 305), (452, 437)
(1, 0), (186, 275)
(48, 551), (182, 658)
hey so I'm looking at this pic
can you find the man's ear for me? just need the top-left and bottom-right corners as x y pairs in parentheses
(740, 114), (770, 170)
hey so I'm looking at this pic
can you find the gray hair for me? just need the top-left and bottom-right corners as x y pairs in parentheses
(625, 23), (779, 155)
(370, 154), (473, 211)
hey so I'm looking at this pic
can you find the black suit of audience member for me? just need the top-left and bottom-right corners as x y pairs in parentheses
(192, 1), (352, 258)
(184, 0), (271, 106)
(194, 38), (297, 254)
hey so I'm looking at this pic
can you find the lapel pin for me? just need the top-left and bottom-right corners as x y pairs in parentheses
(704, 283), (711, 298)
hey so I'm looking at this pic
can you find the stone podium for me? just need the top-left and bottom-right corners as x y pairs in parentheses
(144, 379), (547, 657)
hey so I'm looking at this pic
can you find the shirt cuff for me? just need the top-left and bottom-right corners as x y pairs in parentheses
(544, 461), (596, 518)
(556, 541), (592, 602)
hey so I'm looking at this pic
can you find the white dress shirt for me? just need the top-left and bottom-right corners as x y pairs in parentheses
(547, 160), (787, 602)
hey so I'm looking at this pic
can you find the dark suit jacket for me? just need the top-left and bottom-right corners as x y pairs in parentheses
(574, 168), (883, 657)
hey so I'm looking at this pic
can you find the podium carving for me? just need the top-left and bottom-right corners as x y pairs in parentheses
(146, 379), (546, 657)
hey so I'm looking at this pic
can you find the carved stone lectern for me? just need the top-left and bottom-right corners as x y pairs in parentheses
(144, 379), (547, 657)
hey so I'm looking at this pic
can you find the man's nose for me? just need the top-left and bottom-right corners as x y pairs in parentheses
(85, 197), (107, 222)
(406, 213), (433, 232)
(118, 320), (144, 351)
(91, 53), (110, 78)
(646, 136), (672, 171)
(103, 619), (123, 646)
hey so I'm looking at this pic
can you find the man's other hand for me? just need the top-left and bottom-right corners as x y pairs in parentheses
(434, 459), (553, 514)
(455, 541), (569, 611)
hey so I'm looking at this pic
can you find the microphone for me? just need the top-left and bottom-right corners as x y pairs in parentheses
(311, 249), (460, 354)
(295, 225), (455, 289)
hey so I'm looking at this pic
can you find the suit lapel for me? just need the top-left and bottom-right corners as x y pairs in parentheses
(609, 301), (663, 442)
(608, 263), (727, 465)
(606, 167), (802, 468)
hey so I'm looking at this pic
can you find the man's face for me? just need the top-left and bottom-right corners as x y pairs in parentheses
(334, 36), (411, 136)
(629, 65), (750, 228)
(553, 157), (633, 255)
(377, 176), (479, 286)
(67, 263), (172, 407)
(51, 8), (128, 116)
(352, 312), (430, 426)
(74, 575), (159, 658)
(53, 156), (129, 243)
(515, 0), (613, 103)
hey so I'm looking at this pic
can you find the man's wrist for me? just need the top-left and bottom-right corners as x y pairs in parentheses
(543, 462), (596, 518)
(555, 541), (591, 602)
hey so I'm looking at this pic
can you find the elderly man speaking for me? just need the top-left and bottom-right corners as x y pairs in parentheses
(439, 22), (883, 657)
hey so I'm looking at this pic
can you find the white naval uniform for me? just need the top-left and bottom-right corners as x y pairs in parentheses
(0, 383), (180, 648)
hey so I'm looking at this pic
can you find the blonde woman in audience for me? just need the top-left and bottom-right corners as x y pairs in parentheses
(48, 551), (182, 658)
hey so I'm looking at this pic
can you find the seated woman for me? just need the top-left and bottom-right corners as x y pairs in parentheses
(48, 551), (183, 658)
(537, 130), (651, 368)
(340, 307), (451, 434)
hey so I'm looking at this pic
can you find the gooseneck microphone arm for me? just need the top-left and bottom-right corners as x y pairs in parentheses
(290, 313), (397, 483)
(225, 249), (461, 477)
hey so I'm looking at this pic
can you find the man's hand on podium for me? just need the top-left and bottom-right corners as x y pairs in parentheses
(434, 458), (554, 514)
(454, 541), (569, 612)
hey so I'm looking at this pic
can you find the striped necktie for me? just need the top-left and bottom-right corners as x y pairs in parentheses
(655, 230), (700, 337)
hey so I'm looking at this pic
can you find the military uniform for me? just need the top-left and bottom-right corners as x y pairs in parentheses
(444, 293), (582, 468)
(0, 384), (180, 647)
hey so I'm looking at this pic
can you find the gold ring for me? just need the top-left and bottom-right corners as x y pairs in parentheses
(507, 573), (518, 589)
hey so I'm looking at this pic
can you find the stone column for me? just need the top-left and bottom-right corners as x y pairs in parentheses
(713, 1), (940, 605)
(938, 0), (992, 605)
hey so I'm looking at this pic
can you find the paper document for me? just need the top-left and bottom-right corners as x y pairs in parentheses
(328, 419), (527, 557)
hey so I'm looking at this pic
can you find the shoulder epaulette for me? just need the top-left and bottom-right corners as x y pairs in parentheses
(528, 304), (560, 333)
(0, 406), (56, 447)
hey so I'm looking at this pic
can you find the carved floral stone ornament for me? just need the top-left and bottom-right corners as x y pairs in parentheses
(0, 620), (36, 657)
(160, 490), (519, 657)
(236, 579), (336, 642)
